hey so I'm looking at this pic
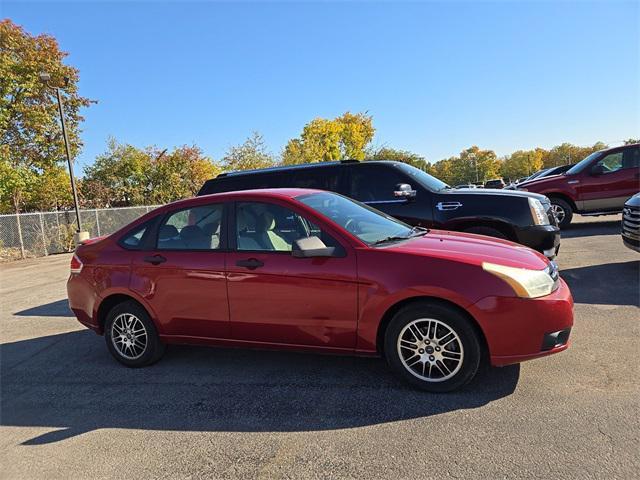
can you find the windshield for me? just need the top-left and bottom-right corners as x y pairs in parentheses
(565, 151), (603, 175)
(394, 163), (450, 192)
(296, 192), (424, 245)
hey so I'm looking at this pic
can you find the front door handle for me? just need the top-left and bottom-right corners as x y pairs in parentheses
(144, 254), (167, 265)
(236, 258), (264, 270)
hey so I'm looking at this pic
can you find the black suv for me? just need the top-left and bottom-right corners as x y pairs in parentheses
(198, 160), (560, 258)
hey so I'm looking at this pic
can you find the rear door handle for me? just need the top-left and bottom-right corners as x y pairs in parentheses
(236, 258), (264, 270)
(144, 254), (167, 265)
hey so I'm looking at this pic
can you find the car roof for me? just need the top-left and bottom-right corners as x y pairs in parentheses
(214, 159), (404, 179)
(165, 188), (323, 209)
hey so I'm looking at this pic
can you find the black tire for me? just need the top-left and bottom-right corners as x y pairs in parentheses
(104, 300), (165, 367)
(463, 226), (508, 240)
(384, 302), (481, 392)
(549, 198), (573, 228)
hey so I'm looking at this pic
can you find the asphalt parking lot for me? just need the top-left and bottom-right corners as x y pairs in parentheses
(1, 216), (638, 479)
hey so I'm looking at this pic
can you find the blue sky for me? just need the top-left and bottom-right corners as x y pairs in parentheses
(4, 1), (639, 171)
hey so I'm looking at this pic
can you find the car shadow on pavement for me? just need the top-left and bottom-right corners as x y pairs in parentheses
(562, 260), (640, 306)
(1, 330), (520, 445)
(14, 299), (73, 317)
(561, 219), (620, 238)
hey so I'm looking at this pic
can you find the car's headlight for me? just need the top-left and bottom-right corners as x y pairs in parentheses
(482, 261), (559, 298)
(528, 198), (550, 225)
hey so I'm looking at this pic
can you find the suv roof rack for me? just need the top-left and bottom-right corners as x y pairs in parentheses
(216, 159), (359, 178)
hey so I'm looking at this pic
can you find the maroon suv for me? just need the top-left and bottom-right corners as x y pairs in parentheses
(518, 144), (640, 227)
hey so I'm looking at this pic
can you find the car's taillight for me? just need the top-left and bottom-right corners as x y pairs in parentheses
(70, 254), (83, 274)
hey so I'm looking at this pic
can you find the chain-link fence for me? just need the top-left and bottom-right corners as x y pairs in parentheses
(0, 205), (160, 262)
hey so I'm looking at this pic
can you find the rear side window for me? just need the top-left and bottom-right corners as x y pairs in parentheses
(291, 167), (340, 191)
(120, 223), (150, 250)
(157, 204), (224, 250)
(623, 147), (640, 169)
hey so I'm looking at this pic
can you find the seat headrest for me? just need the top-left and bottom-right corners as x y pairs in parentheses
(255, 212), (276, 232)
(159, 225), (179, 240)
(180, 225), (206, 241)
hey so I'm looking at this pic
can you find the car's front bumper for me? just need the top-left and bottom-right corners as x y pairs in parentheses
(468, 278), (574, 367)
(515, 224), (561, 259)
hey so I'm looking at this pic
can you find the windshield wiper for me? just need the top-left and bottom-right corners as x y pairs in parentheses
(372, 226), (429, 245)
(371, 235), (411, 245)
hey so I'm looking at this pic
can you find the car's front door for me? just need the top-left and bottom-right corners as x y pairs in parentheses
(577, 147), (640, 211)
(129, 202), (230, 339)
(226, 200), (358, 349)
(346, 164), (432, 227)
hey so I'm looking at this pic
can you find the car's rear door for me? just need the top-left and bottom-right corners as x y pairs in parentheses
(128, 201), (230, 339)
(226, 198), (358, 349)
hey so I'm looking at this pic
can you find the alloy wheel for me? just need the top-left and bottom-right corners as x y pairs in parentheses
(397, 318), (464, 382)
(111, 313), (148, 360)
(551, 204), (565, 224)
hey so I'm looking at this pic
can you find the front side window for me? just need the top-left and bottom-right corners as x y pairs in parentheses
(157, 204), (223, 250)
(565, 151), (604, 175)
(235, 202), (339, 252)
(595, 152), (624, 173)
(297, 192), (424, 245)
(350, 165), (408, 201)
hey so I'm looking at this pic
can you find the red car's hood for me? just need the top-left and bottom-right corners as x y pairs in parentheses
(518, 174), (569, 191)
(380, 230), (549, 270)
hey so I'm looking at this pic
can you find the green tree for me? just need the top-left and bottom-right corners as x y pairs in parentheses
(543, 142), (607, 168)
(27, 166), (73, 211)
(82, 139), (152, 208)
(282, 112), (374, 164)
(221, 132), (275, 171)
(148, 145), (220, 204)
(501, 149), (545, 181)
(0, 157), (36, 214)
(623, 138), (639, 145)
(0, 19), (91, 213)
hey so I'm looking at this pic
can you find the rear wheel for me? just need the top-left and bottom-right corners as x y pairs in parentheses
(463, 226), (508, 240)
(104, 301), (165, 367)
(549, 198), (573, 228)
(384, 302), (481, 392)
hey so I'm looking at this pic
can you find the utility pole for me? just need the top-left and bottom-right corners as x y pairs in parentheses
(40, 72), (88, 243)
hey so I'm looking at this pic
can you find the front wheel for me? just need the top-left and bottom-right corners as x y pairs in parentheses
(550, 198), (573, 228)
(384, 302), (481, 392)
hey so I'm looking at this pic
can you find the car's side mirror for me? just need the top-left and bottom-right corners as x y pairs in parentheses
(394, 183), (416, 200)
(292, 236), (336, 258)
(591, 164), (605, 176)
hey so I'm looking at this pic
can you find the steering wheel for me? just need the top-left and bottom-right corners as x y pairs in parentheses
(344, 218), (359, 234)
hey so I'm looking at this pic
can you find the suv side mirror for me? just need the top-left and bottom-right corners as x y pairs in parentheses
(292, 236), (336, 258)
(591, 164), (605, 176)
(394, 183), (416, 200)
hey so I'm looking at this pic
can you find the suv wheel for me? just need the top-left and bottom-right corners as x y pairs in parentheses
(550, 198), (573, 228)
(384, 302), (481, 392)
(104, 301), (165, 367)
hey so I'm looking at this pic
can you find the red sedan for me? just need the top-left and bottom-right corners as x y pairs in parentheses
(67, 189), (573, 392)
